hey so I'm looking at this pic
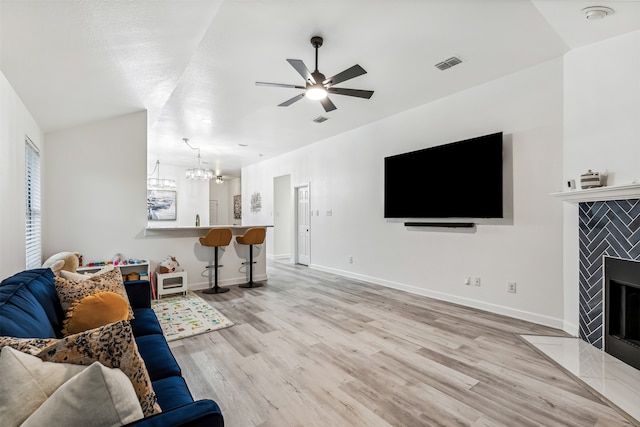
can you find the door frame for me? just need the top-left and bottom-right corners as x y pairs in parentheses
(294, 182), (311, 266)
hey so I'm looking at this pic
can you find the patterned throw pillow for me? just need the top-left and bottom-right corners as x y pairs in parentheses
(62, 291), (130, 335)
(0, 320), (161, 417)
(54, 267), (134, 320)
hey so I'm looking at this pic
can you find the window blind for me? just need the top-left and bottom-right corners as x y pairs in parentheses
(25, 137), (41, 269)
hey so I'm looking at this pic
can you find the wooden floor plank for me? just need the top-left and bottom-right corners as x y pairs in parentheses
(171, 261), (634, 426)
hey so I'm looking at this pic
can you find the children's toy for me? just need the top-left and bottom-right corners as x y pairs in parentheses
(42, 252), (81, 274)
(158, 256), (183, 274)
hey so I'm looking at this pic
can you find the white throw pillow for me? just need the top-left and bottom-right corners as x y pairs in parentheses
(22, 361), (144, 427)
(0, 346), (86, 426)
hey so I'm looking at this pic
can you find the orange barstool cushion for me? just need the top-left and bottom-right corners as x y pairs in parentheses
(199, 228), (233, 247)
(236, 227), (266, 245)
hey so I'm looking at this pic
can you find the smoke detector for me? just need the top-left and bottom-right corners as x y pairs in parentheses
(582, 6), (614, 20)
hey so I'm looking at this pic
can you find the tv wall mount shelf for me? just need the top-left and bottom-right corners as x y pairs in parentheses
(404, 222), (475, 228)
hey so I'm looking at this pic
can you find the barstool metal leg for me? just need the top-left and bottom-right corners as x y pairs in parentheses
(239, 244), (263, 288)
(203, 246), (230, 294)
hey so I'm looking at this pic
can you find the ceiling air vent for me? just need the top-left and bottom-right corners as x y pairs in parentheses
(435, 56), (462, 71)
(313, 116), (329, 123)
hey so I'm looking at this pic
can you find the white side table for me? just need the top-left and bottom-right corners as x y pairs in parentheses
(155, 271), (188, 299)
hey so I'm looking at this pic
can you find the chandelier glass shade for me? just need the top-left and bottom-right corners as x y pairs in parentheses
(186, 167), (214, 180)
(183, 137), (214, 181)
(147, 160), (176, 189)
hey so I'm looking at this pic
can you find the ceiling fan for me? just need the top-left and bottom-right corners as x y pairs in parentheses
(256, 36), (374, 112)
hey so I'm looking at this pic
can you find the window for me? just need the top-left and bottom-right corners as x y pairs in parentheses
(25, 137), (41, 269)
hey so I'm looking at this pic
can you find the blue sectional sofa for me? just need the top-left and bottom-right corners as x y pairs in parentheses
(0, 268), (224, 427)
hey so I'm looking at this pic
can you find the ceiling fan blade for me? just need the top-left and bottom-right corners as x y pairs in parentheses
(287, 59), (315, 84)
(323, 64), (367, 87)
(320, 97), (337, 112)
(256, 82), (305, 89)
(327, 87), (374, 99)
(278, 93), (305, 107)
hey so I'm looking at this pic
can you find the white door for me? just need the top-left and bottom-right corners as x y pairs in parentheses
(209, 200), (218, 225)
(296, 185), (310, 265)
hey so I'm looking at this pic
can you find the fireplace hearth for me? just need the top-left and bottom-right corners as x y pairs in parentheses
(605, 256), (640, 370)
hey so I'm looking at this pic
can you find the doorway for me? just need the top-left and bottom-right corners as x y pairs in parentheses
(295, 184), (310, 265)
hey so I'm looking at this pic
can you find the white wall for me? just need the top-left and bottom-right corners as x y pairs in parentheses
(0, 71), (44, 278)
(44, 111), (148, 259)
(271, 174), (292, 258)
(562, 29), (640, 334)
(243, 58), (565, 328)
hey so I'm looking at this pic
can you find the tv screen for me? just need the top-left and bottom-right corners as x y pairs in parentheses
(384, 132), (503, 219)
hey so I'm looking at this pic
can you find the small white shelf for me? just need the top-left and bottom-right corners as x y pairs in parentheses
(550, 183), (640, 203)
(77, 262), (150, 282)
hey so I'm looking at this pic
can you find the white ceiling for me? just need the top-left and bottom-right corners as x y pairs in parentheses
(2, 0), (640, 179)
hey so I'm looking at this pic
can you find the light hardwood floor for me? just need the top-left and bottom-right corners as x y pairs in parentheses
(169, 261), (636, 426)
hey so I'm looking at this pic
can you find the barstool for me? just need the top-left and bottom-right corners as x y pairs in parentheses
(236, 227), (266, 288)
(199, 228), (233, 294)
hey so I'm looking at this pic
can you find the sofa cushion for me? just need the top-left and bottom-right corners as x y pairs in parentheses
(0, 268), (63, 338)
(0, 320), (161, 417)
(62, 291), (130, 335)
(151, 376), (194, 411)
(135, 334), (181, 381)
(54, 267), (134, 319)
(22, 362), (144, 427)
(0, 346), (86, 426)
(131, 308), (164, 337)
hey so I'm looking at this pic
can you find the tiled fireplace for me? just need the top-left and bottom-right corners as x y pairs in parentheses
(578, 199), (640, 349)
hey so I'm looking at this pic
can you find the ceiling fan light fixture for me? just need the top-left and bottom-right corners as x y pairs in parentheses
(306, 85), (328, 100)
(216, 176), (224, 184)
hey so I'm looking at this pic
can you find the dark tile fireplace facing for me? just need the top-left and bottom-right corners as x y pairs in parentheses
(605, 256), (640, 370)
(578, 199), (640, 349)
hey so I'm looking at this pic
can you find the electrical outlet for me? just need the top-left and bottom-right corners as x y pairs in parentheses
(475, 277), (481, 287)
(348, 256), (353, 264)
(326, 210), (332, 216)
(507, 281), (517, 293)
(464, 276), (471, 286)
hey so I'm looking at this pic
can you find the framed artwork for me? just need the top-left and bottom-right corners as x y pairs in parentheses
(233, 195), (242, 220)
(147, 190), (176, 221)
(250, 192), (262, 213)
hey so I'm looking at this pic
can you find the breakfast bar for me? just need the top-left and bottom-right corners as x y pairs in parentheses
(144, 225), (273, 290)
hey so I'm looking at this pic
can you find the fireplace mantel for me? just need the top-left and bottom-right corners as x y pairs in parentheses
(550, 183), (640, 204)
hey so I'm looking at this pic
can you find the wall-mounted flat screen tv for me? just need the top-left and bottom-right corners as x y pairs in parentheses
(384, 132), (503, 219)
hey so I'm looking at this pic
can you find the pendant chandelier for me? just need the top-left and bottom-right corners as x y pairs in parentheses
(147, 160), (176, 189)
(183, 138), (214, 181)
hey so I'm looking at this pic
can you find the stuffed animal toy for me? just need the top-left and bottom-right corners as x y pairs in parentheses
(42, 251), (81, 274)
(158, 256), (183, 274)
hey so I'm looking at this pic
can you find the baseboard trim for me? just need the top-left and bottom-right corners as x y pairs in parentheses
(267, 254), (291, 260)
(563, 321), (579, 337)
(310, 264), (564, 330)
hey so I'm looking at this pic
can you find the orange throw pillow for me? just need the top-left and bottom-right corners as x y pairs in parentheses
(62, 291), (129, 335)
